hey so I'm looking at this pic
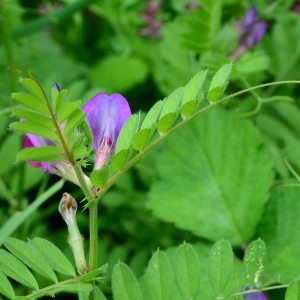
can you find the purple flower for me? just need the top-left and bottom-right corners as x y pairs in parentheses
(243, 286), (268, 300)
(83, 93), (131, 170)
(230, 6), (268, 60)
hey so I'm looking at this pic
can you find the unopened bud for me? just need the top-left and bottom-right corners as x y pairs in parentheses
(59, 193), (87, 274)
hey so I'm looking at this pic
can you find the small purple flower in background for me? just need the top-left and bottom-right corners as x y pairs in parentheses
(139, 0), (163, 39)
(83, 93), (131, 170)
(291, 0), (300, 14)
(243, 286), (268, 300)
(230, 6), (268, 60)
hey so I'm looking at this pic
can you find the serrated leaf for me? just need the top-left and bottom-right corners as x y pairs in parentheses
(0, 249), (38, 289)
(285, 280), (300, 300)
(112, 262), (142, 300)
(90, 165), (110, 188)
(181, 70), (207, 117)
(17, 146), (66, 162)
(12, 107), (53, 128)
(243, 239), (267, 288)
(207, 62), (232, 102)
(133, 100), (164, 151)
(208, 240), (233, 295)
(57, 101), (81, 124)
(12, 92), (49, 116)
(145, 250), (174, 300)
(174, 243), (200, 299)
(157, 87), (184, 133)
(64, 108), (86, 136)
(10, 121), (59, 141)
(112, 114), (140, 171)
(4, 237), (57, 282)
(78, 264), (107, 282)
(51, 87), (67, 112)
(29, 237), (76, 276)
(0, 270), (15, 299)
(147, 106), (273, 246)
(19, 78), (46, 101)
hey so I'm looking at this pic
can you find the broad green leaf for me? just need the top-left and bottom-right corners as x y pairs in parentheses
(258, 187), (300, 281)
(78, 264), (107, 282)
(157, 87), (184, 133)
(285, 280), (300, 300)
(0, 270), (15, 299)
(12, 107), (53, 128)
(207, 62), (232, 102)
(51, 87), (67, 112)
(145, 250), (174, 300)
(4, 237), (57, 282)
(17, 146), (66, 162)
(112, 114), (140, 171)
(57, 101), (81, 124)
(173, 243), (200, 299)
(133, 100), (164, 151)
(12, 92), (49, 116)
(181, 70), (207, 117)
(90, 165), (110, 188)
(64, 108), (86, 136)
(19, 77), (46, 101)
(112, 262), (142, 300)
(10, 121), (59, 141)
(208, 240), (233, 295)
(29, 237), (76, 276)
(147, 106), (273, 246)
(0, 249), (38, 289)
(243, 239), (267, 288)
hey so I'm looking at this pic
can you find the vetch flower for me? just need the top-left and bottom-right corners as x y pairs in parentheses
(83, 93), (131, 170)
(243, 286), (268, 300)
(230, 6), (268, 60)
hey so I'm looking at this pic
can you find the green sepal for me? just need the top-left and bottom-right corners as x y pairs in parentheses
(4, 237), (57, 282)
(90, 165), (110, 188)
(17, 146), (66, 162)
(285, 280), (300, 300)
(19, 77), (45, 101)
(181, 70), (207, 117)
(78, 264), (107, 282)
(0, 249), (38, 289)
(0, 270), (15, 299)
(157, 87), (184, 133)
(12, 92), (50, 116)
(208, 239), (234, 295)
(112, 262), (142, 300)
(133, 100), (164, 151)
(51, 87), (67, 112)
(174, 243), (200, 299)
(243, 239), (267, 288)
(145, 250), (174, 300)
(10, 121), (59, 142)
(207, 62), (232, 103)
(29, 237), (76, 277)
(57, 101), (81, 124)
(112, 114), (140, 171)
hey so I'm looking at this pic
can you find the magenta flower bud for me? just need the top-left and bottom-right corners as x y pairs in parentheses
(83, 93), (131, 170)
(243, 286), (268, 300)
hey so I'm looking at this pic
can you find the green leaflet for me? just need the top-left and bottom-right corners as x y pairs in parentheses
(19, 77), (46, 101)
(78, 264), (107, 282)
(285, 280), (300, 300)
(90, 165), (110, 188)
(145, 250), (174, 300)
(29, 237), (76, 276)
(73, 144), (89, 161)
(207, 62), (232, 102)
(51, 87), (67, 112)
(4, 237), (57, 282)
(17, 146), (66, 162)
(112, 262), (142, 300)
(243, 239), (267, 288)
(57, 101), (81, 124)
(157, 87), (184, 133)
(12, 92), (50, 116)
(133, 100), (164, 151)
(208, 240), (234, 295)
(181, 70), (207, 117)
(10, 121), (59, 141)
(0, 249), (38, 289)
(173, 243), (200, 300)
(112, 114), (140, 171)
(0, 270), (15, 299)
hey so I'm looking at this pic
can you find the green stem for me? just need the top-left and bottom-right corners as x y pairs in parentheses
(88, 201), (98, 272)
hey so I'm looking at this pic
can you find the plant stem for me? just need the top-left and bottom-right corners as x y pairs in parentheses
(88, 201), (98, 272)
